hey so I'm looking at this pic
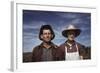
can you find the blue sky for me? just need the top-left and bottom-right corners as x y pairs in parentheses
(23, 10), (91, 52)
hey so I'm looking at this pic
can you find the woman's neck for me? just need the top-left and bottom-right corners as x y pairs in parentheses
(67, 40), (75, 44)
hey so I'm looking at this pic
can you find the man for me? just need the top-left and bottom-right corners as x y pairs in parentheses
(59, 24), (86, 60)
(32, 25), (60, 62)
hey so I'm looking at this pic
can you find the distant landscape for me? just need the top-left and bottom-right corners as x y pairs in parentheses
(23, 47), (91, 62)
(23, 52), (32, 62)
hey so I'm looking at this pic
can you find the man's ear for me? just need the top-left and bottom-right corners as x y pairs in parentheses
(51, 35), (53, 38)
(40, 35), (43, 39)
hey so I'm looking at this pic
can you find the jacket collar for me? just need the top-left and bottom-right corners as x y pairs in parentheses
(39, 42), (57, 49)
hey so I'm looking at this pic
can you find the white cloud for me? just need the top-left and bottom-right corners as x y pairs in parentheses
(23, 21), (47, 29)
(56, 13), (80, 19)
(81, 27), (90, 31)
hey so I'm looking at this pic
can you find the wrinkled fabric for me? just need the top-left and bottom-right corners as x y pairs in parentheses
(32, 42), (62, 62)
(58, 41), (87, 60)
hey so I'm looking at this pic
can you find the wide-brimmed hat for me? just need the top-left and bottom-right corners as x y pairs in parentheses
(62, 25), (81, 37)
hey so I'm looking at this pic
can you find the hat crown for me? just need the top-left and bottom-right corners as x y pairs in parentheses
(62, 24), (81, 37)
(67, 24), (78, 30)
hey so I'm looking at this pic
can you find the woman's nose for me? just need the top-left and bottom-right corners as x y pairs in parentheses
(70, 34), (74, 36)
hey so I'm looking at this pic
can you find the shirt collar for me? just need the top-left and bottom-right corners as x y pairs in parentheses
(65, 40), (76, 46)
(39, 42), (57, 49)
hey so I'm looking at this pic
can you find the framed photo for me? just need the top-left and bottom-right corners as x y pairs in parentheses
(11, 1), (97, 71)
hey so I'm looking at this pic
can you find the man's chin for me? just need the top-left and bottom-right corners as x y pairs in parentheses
(44, 41), (51, 43)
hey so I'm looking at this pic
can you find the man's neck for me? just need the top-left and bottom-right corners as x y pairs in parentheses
(43, 42), (52, 49)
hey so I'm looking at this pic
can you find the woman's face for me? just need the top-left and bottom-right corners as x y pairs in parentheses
(67, 31), (75, 41)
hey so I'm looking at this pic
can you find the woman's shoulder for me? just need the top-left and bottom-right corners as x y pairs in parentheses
(76, 42), (85, 48)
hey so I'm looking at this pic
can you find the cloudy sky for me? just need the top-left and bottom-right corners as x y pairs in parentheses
(23, 10), (91, 52)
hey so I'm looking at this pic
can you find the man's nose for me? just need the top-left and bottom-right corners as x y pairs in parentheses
(46, 33), (50, 36)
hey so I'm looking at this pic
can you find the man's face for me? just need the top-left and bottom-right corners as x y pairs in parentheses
(67, 31), (75, 41)
(41, 29), (53, 42)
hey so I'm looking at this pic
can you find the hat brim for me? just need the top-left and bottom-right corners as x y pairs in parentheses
(62, 29), (81, 37)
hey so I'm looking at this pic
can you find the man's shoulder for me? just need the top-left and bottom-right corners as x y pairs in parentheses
(52, 44), (58, 48)
(33, 45), (40, 49)
(49, 42), (58, 49)
(32, 44), (41, 52)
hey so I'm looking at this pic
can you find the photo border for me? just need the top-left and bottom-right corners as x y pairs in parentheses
(11, 1), (97, 71)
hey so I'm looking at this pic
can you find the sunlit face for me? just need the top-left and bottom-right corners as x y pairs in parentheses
(67, 31), (75, 41)
(41, 29), (53, 42)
